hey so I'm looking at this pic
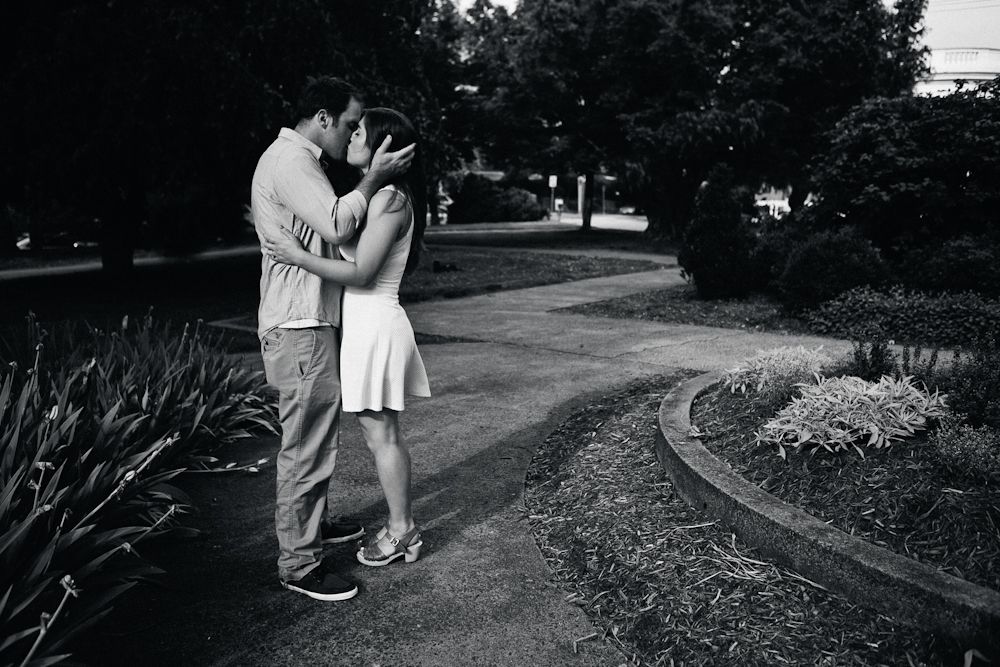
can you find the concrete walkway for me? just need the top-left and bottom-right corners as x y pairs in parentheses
(81, 255), (854, 667)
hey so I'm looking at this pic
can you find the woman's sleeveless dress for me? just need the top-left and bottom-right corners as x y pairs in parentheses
(339, 186), (430, 413)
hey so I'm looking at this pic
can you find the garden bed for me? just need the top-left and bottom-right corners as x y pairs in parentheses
(690, 383), (1000, 593)
(525, 375), (958, 666)
(559, 284), (809, 334)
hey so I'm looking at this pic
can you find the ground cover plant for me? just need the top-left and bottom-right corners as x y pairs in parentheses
(690, 348), (1000, 593)
(721, 346), (831, 416)
(0, 314), (276, 666)
(807, 287), (1000, 347)
(525, 376), (957, 666)
(756, 374), (947, 458)
(561, 280), (1000, 349)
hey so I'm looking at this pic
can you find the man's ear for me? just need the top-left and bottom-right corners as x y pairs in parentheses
(317, 109), (330, 129)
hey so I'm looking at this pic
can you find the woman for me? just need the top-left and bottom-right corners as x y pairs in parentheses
(263, 107), (430, 567)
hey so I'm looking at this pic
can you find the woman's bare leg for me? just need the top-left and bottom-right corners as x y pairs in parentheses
(356, 409), (415, 536)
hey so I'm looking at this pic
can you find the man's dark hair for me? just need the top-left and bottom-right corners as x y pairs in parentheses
(294, 76), (362, 123)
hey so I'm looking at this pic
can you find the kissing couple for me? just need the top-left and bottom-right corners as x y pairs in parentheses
(251, 75), (431, 601)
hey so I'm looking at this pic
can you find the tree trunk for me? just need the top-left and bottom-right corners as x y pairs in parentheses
(581, 172), (594, 231)
(428, 181), (440, 226)
(641, 175), (699, 242)
(100, 211), (135, 276)
(0, 211), (15, 257)
(788, 177), (809, 212)
(100, 186), (139, 277)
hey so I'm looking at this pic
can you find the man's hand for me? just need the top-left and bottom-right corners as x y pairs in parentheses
(369, 135), (416, 183)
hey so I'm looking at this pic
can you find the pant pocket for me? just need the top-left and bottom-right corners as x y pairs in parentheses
(262, 328), (286, 353)
(293, 328), (318, 380)
(262, 328), (291, 390)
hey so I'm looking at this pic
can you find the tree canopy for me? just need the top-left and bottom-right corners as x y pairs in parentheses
(464, 0), (928, 239)
(1, 0), (934, 260)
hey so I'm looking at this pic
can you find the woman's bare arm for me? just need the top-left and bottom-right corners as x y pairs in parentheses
(262, 189), (405, 287)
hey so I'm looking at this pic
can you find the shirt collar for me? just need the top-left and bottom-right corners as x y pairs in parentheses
(279, 127), (324, 160)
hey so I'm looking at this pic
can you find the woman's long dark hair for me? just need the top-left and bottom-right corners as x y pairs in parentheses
(361, 107), (426, 275)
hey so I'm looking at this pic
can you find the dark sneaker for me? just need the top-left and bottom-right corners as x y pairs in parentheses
(321, 521), (364, 544)
(281, 566), (359, 601)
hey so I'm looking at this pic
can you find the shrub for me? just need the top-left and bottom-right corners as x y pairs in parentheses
(776, 228), (888, 312)
(890, 234), (1000, 298)
(930, 414), (1000, 482)
(0, 314), (276, 665)
(677, 165), (756, 299)
(825, 335), (946, 390)
(809, 78), (1000, 251)
(748, 217), (811, 293)
(755, 375), (947, 459)
(936, 335), (1000, 429)
(806, 286), (1000, 347)
(493, 187), (547, 221)
(446, 174), (546, 224)
(825, 337), (897, 382)
(722, 346), (831, 414)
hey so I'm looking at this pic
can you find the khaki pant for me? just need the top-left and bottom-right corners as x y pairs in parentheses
(261, 327), (341, 582)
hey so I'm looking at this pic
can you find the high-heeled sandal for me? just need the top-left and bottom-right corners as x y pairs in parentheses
(356, 525), (422, 567)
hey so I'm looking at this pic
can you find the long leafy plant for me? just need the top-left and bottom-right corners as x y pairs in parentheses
(0, 314), (276, 665)
(755, 374), (947, 459)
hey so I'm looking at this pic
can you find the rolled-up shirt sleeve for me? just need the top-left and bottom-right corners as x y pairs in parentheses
(272, 151), (367, 244)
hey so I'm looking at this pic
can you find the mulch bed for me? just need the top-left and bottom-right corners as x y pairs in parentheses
(525, 375), (959, 666)
(559, 285), (808, 334)
(690, 385), (1000, 593)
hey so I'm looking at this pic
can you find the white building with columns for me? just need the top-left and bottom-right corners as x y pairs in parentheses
(915, 47), (1000, 95)
(915, 0), (1000, 95)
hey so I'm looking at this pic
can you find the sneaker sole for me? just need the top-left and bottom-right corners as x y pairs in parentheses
(281, 580), (359, 601)
(321, 528), (365, 544)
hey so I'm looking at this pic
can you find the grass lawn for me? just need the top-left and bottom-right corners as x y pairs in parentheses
(0, 244), (661, 334)
(426, 226), (675, 253)
(525, 376), (957, 665)
(691, 383), (1000, 593)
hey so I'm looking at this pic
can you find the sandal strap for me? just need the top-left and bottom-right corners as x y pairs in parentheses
(384, 526), (421, 551)
(366, 525), (420, 559)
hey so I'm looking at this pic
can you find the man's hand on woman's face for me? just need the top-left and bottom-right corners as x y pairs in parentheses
(370, 135), (416, 180)
(262, 227), (307, 266)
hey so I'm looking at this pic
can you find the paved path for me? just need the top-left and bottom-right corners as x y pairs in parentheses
(79, 254), (853, 667)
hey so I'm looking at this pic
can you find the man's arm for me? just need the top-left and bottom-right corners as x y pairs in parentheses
(273, 151), (362, 245)
(273, 136), (416, 245)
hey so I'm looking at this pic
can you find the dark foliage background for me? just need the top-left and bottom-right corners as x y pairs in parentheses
(0, 1), (477, 271)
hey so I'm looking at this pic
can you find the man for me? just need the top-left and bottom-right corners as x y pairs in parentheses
(251, 75), (414, 601)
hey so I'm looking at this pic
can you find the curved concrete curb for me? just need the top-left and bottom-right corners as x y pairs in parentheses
(655, 371), (1000, 654)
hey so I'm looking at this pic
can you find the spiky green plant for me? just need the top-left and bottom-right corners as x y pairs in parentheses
(756, 374), (948, 459)
(0, 313), (276, 665)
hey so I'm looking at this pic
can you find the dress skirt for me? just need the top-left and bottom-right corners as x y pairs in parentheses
(340, 291), (430, 413)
